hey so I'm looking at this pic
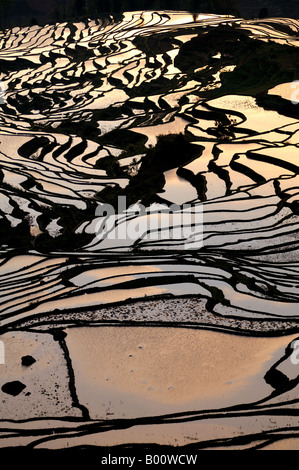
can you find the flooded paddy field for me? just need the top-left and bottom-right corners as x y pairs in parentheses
(0, 10), (298, 452)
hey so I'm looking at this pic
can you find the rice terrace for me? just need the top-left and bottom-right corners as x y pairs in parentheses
(0, 0), (298, 457)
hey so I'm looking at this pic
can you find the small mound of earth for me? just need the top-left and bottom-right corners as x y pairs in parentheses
(1, 381), (26, 396)
(21, 355), (36, 366)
